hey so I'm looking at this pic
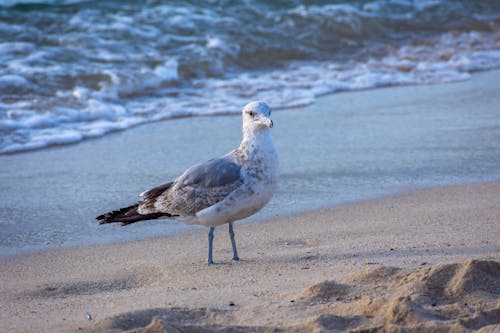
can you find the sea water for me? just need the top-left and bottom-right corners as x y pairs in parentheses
(1, 0), (500, 153)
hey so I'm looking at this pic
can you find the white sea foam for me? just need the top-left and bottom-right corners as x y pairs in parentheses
(1, 1), (500, 154)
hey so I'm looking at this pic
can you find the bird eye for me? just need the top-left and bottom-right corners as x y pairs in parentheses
(248, 111), (254, 117)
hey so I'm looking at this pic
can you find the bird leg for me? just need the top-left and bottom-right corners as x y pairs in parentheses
(208, 227), (215, 265)
(229, 223), (239, 261)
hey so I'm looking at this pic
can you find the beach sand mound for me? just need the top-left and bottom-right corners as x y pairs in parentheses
(301, 280), (350, 303)
(96, 307), (226, 333)
(89, 307), (304, 333)
(349, 260), (500, 332)
(345, 265), (402, 283)
(88, 307), (366, 333)
(420, 260), (500, 301)
(87, 260), (500, 333)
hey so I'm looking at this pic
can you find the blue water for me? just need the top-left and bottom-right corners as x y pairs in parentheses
(1, 0), (500, 153)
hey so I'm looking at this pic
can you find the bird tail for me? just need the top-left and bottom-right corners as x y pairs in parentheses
(96, 204), (168, 226)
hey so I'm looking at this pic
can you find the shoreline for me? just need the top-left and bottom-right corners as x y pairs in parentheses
(1, 69), (500, 259)
(0, 179), (496, 264)
(0, 68), (497, 158)
(1, 181), (499, 332)
(0, 72), (480, 158)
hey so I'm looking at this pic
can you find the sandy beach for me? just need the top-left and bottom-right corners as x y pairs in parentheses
(0, 70), (500, 331)
(2, 2), (500, 331)
(0, 181), (499, 332)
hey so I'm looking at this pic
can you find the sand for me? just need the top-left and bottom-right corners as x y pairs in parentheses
(1, 70), (500, 332)
(0, 181), (499, 332)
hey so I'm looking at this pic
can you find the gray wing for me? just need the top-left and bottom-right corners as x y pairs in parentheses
(177, 157), (242, 187)
(142, 157), (243, 216)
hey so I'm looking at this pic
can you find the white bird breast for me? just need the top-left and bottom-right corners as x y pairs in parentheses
(190, 132), (278, 227)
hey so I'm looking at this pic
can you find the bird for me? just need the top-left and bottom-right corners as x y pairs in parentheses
(96, 101), (279, 265)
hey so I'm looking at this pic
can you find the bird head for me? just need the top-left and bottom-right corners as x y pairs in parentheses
(242, 101), (273, 133)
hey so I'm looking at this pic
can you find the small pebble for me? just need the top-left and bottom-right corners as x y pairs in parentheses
(86, 312), (93, 321)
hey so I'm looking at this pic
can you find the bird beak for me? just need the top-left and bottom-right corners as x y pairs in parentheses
(262, 117), (273, 128)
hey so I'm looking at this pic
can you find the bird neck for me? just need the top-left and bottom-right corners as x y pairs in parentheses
(240, 128), (275, 160)
(242, 126), (269, 143)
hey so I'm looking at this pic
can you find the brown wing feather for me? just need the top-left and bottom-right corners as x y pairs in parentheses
(96, 204), (171, 226)
(139, 182), (174, 213)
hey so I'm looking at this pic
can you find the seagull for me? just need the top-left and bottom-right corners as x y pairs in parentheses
(97, 101), (279, 265)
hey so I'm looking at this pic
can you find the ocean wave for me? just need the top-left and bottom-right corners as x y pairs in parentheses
(1, 1), (500, 154)
(0, 0), (89, 7)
